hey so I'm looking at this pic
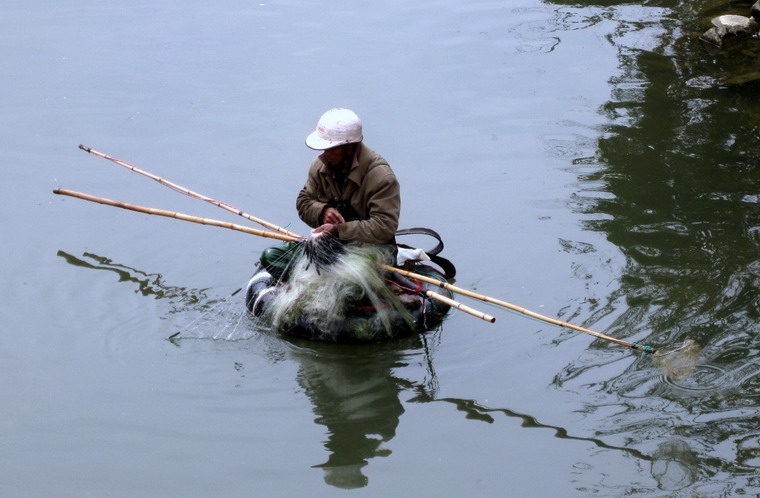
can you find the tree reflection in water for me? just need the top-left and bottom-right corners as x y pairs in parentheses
(542, 0), (759, 493)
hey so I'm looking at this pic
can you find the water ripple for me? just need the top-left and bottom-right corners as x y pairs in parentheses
(662, 364), (728, 392)
(736, 433), (760, 469)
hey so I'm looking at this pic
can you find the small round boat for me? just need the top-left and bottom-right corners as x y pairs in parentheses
(245, 257), (454, 343)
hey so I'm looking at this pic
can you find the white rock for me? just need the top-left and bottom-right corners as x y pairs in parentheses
(711, 15), (753, 36)
(701, 14), (760, 46)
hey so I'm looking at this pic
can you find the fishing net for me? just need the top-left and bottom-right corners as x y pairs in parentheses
(652, 339), (701, 380)
(302, 232), (346, 271)
(263, 238), (415, 341)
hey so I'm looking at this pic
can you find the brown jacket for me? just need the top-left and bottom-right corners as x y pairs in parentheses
(296, 143), (400, 244)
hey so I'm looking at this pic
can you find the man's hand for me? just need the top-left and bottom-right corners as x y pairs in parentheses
(312, 223), (339, 237)
(320, 207), (345, 225)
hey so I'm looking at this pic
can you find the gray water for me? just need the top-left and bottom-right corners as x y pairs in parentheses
(2, 0), (759, 496)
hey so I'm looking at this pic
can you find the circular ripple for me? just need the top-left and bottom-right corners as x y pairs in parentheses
(662, 364), (728, 392)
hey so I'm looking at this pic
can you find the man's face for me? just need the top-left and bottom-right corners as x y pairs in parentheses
(322, 144), (355, 167)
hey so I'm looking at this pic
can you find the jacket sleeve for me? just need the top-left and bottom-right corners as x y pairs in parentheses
(336, 165), (400, 244)
(296, 159), (328, 228)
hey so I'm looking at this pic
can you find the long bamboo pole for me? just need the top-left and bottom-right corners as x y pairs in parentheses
(382, 264), (656, 354)
(54, 188), (299, 243)
(53, 188), (494, 323)
(78, 145), (303, 240)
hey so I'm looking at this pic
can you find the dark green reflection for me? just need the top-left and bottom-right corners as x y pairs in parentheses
(543, 0), (759, 492)
(572, 15), (759, 349)
(285, 334), (439, 489)
(57, 250), (220, 314)
(409, 392), (653, 462)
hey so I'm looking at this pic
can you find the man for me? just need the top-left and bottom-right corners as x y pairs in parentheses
(297, 108), (400, 246)
(259, 109), (400, 280)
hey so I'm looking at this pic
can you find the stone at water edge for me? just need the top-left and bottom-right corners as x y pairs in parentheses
(701, 14), (760, 47)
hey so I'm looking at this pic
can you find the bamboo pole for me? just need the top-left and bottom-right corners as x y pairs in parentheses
(78, 145), (303, 240)
(53, 188), (299, 243)
(53, 188), (495, 323)
(426, 291), (495, 323)
(382, 264), (656, 354)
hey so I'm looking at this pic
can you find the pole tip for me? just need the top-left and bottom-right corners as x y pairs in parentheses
(78, 144), (91, 153)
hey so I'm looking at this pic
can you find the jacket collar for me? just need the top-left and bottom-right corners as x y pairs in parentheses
(317, 143), (369, 188)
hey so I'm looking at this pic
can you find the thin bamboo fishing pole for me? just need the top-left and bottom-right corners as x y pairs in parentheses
(382, 264), (656, 354)
(78, 145), (303, 240)
(53, 189), (494, 323)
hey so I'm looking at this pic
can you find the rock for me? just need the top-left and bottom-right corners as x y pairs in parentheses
(753, 1), (760, 24)
(701, 27), (723, 46)
(712, 15), (755, 36)
(701, 14), (760, 47)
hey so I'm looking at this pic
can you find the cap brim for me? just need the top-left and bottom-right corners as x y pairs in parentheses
(305, 131), (340, 150)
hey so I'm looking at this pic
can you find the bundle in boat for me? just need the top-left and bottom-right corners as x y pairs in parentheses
(246, 240), (453, 343)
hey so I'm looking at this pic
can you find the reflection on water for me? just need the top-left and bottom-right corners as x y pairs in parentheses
(288, 340), (409, 488)
(59, 249), (438, 489)
(410, 390), (653, 461)
(650, 439), (699, 491)
(57, 251), (219, 313)
(57, 251), (254, 340)
(547, 0), (759, 494)
(281, 333), (440, 489)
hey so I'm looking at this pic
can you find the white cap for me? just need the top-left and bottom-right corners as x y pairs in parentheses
(305, 108), (363, 150)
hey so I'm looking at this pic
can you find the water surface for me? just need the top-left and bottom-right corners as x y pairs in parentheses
(2, 0), (758, 495)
